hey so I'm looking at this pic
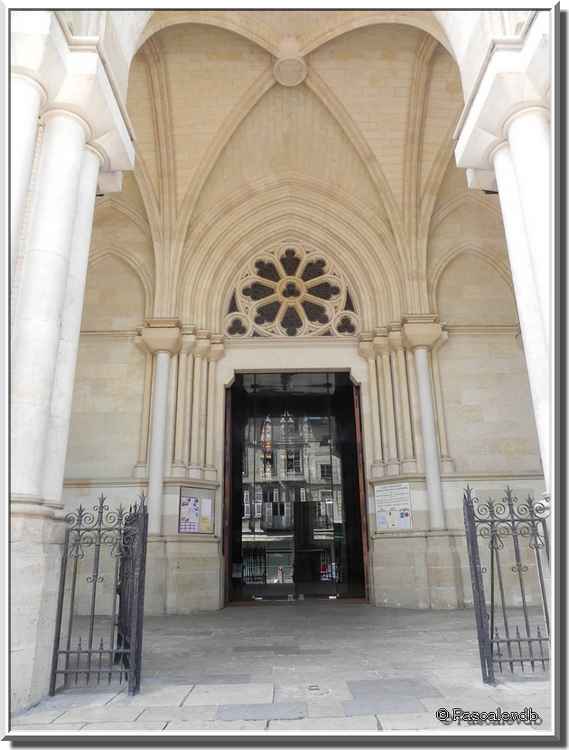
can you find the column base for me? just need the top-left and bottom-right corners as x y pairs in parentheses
(203, 466), (218, 481)
(401, 458), (417, 474)
(371, 462), (386, 479)
(386, 460), (401, 477)
(10, 499), (66, 712)
(144, 536), (168, 614)
(371, 530), (463, 609)
(188, 465), (204, 480)
(132, 462), (148, 479)
(169, 463), (187, 479)
(440, 456), (456, 474)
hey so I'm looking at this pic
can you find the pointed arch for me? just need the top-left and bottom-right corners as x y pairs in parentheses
(88, 245), (154, 317)
(429, 241), (513, 313)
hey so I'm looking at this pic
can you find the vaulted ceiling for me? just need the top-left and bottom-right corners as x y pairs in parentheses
(91, 11), (506, 327)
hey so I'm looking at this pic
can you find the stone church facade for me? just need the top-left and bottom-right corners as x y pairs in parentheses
(10, 9), (553, 712)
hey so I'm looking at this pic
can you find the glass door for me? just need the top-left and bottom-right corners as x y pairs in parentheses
(229, 372), (364, 600)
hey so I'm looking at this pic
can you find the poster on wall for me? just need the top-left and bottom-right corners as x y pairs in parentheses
(178, 488), (214, 534)
(374, 482), (412, 530)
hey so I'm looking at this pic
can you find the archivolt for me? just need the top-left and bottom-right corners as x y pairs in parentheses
(429, 242), (513, 312)
(177, 177), (405, 330)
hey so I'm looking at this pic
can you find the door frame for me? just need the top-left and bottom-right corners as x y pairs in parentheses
(222, 368), (371, 603)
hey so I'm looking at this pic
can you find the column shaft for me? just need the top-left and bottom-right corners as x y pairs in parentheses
(397, 346), (415, 471)
(135, 351), (153, 471)
(189, 351), (209, 475)
(148, 351), (171, 535)
(172, 348), (189, 473)
(507, 108), (551, 348)
(493, 143), (551, 487)
(41, 147), (101, 504)
(406, 350), (424, 473)
(414, 347), (445, 529)
(390, 350), (404, 461)
(205, 359), (218, 469)
(11, 111), (88, 501)
(366, 357), (383, 465)
(182, 353), (195, 466)
(379, 351), (399, 472)
(10, 75), (44, 278)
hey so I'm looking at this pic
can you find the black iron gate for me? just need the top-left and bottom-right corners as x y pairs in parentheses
(49, 493), (148, 695)
(463, 486), (550, 684)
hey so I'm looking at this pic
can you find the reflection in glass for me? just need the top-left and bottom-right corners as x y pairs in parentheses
(230, 372), (364, 600)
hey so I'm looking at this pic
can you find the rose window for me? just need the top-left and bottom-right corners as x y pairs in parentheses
(225, 245), (359, 338)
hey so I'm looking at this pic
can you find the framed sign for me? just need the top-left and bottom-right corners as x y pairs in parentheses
(374, 482), (412, 530)
(178, 487), (214, 534)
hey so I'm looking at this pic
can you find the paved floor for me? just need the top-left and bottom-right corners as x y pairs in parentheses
(11, 601), (552, 736)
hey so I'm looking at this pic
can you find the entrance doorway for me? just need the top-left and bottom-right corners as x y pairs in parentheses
(225, 372), (367, 601)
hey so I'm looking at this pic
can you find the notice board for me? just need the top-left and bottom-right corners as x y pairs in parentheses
(178, 487), (214, 534)
(374, 482), (412, 530)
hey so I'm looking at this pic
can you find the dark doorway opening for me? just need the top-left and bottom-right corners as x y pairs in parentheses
(225, 372), (367, 602)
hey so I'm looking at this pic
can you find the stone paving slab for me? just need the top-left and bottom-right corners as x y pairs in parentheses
(31, 691), (122, 711)
(12, 709), (67, 725)
(275, 682), (352, 703)
(348, 678), (442, 699)
(12, 604), (552, 736)
(216, 702), (307, 721)
(53, 707), (144, 723)
(165, 720), (267, 731)
(268, 717), (379, 730)
(137, 706), (217, 721)
(81, 722), (167, 731)
(343, 697), (426, 715)
(379, 712), (455, 730)
(10, 724), (86, 732)
(184, 683), (273, 706)
(108, 684), (194, 706)
(306, 700), (346, 718)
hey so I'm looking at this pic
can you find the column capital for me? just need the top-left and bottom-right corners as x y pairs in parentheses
(139, 318), (182, 356)
(454, 11), (550, 178)
(387, 325), (404, 351)
(208, 335), (225, 362)
(402, 315), (443, 350)
(358, 332), (374, 360)
(372, 329), (390, 357)
(194, 330), (211, 359)
(11, 11), (135, 171)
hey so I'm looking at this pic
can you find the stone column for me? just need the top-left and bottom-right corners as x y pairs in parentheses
(10, 74), (45, 278)
(359, 337), (384, 477)
(374, 333), (399, 476)
(204, 336), (225, 480)
(41, 145), (103, 504)
(389, 327), (416, 474)
(403, 317), (445, 530)
(492, 141), (551, 487)
(189, 331), (211, 479)
(406, 349), (424, 474)
(141, 320), (181, 536)
(11, 109), (89, 505)
(506, 107), (551, 348)
(133, 349), (153, 478)
(431, 331), (455, 474)
(171, 330), (196, 477)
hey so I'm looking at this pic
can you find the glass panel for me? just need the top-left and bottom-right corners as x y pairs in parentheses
(230, 372), (364, 600)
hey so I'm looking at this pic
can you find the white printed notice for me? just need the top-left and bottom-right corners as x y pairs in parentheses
(179, 491), (214, 534)
(374, 483), (412, 530)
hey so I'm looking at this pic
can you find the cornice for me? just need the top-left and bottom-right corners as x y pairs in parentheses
(454, 10), (550, 174)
